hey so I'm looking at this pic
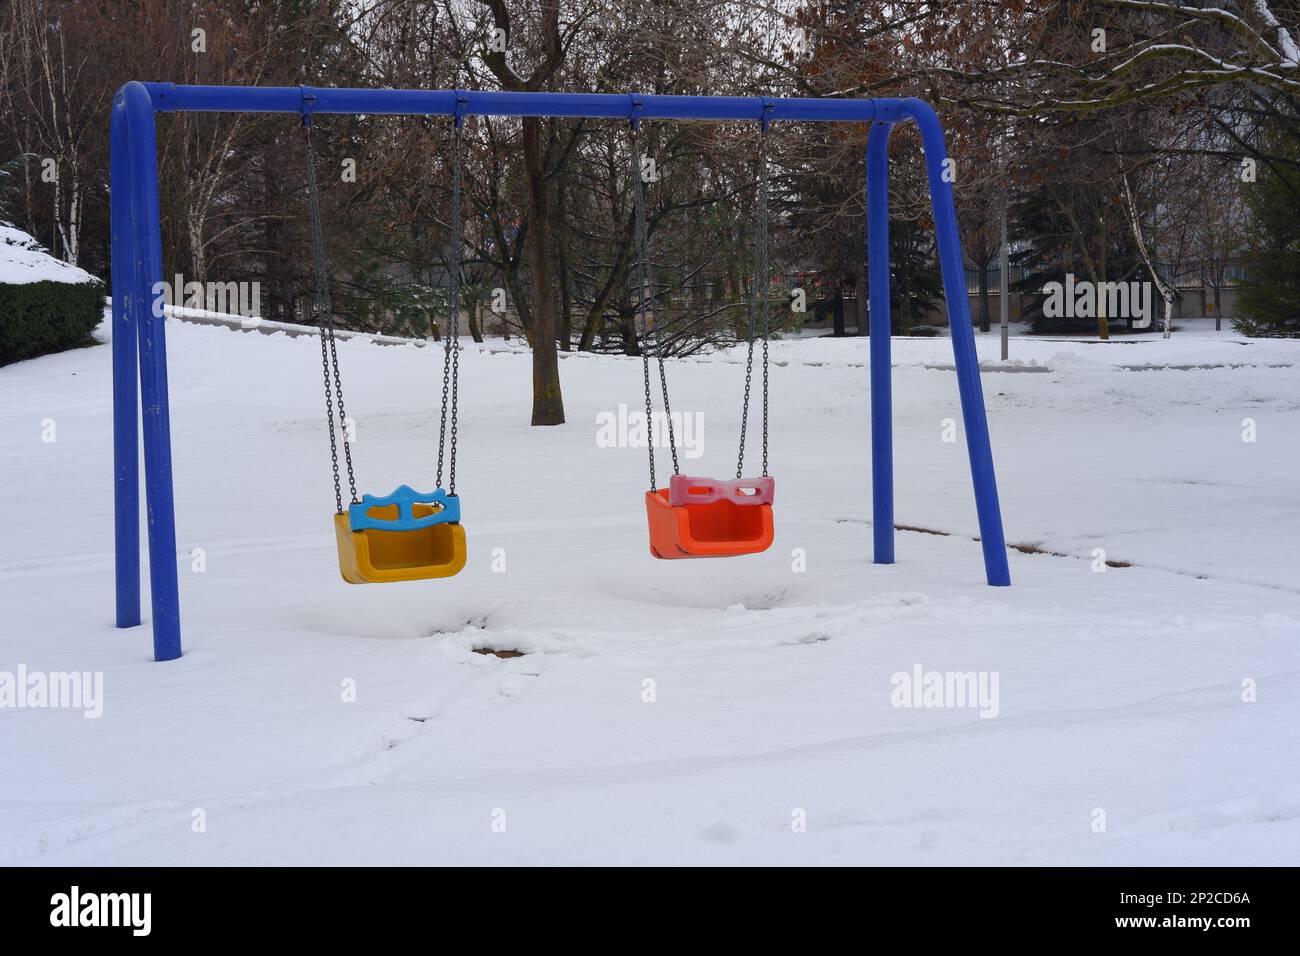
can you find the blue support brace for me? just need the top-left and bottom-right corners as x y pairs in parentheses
(867, 120), (895, 567)
(110, 85), (1010, 661)
(120, 81), (182, 660)
(110, 93), (140, 629)
(866, 99), (1011, 586)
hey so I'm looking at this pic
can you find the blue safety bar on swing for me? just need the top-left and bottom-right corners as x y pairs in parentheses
(111, 83), (1011, 662)
(348, 486), (461, 532)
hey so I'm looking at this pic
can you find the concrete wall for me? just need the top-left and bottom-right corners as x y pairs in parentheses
(802, 292), (1026, 332)
(834, 287), (1240, 330)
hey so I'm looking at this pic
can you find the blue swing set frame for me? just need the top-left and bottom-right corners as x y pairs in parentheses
(111, 82), (1011, 663)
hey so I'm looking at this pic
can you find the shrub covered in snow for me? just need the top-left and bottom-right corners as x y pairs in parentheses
(0, 223), (103, 365)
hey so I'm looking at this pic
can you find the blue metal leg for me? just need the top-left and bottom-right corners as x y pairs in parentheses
(111, 94), (141, 628)
(867, 121), (896, 566)
(903, 99), (1010, 586)
(123, 82), (183, 658)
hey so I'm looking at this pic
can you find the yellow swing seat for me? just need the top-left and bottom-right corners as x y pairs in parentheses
(333, 488), (467, 584)
(304, 119), (473, 587)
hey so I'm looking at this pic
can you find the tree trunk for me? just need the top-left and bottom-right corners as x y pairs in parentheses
(1095, 256), (1109, 341)
(977, 261), (991, 332)
(65, 174), (81, 267)
(188, 207), (206, 284)
(620, 313), (639, 356)
(465, 294), (484, 343)
(522, 117), (564, 425)
(578, 311), (602, 352)
(832, 287), (845, 336)
(578, 209), (637, 351)
(506, 267), (533, 343)
(556, 181), (572, 351)
(900, 259), (910, 335)
(854, 268), (868, 334)
(1097, 285), (1109, 341)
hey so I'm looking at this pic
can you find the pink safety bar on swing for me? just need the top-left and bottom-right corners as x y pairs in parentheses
(667, 475), (775, 507)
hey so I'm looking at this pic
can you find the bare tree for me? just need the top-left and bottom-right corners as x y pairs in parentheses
(481, 0), (580, 426)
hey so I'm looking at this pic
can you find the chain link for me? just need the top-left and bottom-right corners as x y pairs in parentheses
(737, 126), (771, 479)
(631, 127), (679, 490)
(303, 122), (358, 513)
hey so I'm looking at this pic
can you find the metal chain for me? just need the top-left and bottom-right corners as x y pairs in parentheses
(448, 119), (463, 496)
(631, 126), (679, 490)
(303, 121), (358, 512)
(436, 120), (463, 494)
(737, 127), (771, 479)
(760, 144), (771, 478)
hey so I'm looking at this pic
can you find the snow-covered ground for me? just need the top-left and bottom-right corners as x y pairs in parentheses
(1, 315), (1297, 865)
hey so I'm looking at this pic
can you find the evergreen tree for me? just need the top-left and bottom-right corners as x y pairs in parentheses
(1236, 101), (1300, 337)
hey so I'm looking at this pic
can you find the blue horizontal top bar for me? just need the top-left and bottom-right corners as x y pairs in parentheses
(141, 84), (881, 124)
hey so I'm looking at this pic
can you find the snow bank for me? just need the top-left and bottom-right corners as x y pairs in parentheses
(0, 223), (98, 286)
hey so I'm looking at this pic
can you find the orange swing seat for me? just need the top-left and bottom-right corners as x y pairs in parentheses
(645, 475), (774, 559)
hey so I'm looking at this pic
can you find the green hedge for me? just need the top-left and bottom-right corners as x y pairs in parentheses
(0, 278), (104, 366)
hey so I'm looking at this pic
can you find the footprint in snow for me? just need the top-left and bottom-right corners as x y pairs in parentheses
(697, 819), (745, 844)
